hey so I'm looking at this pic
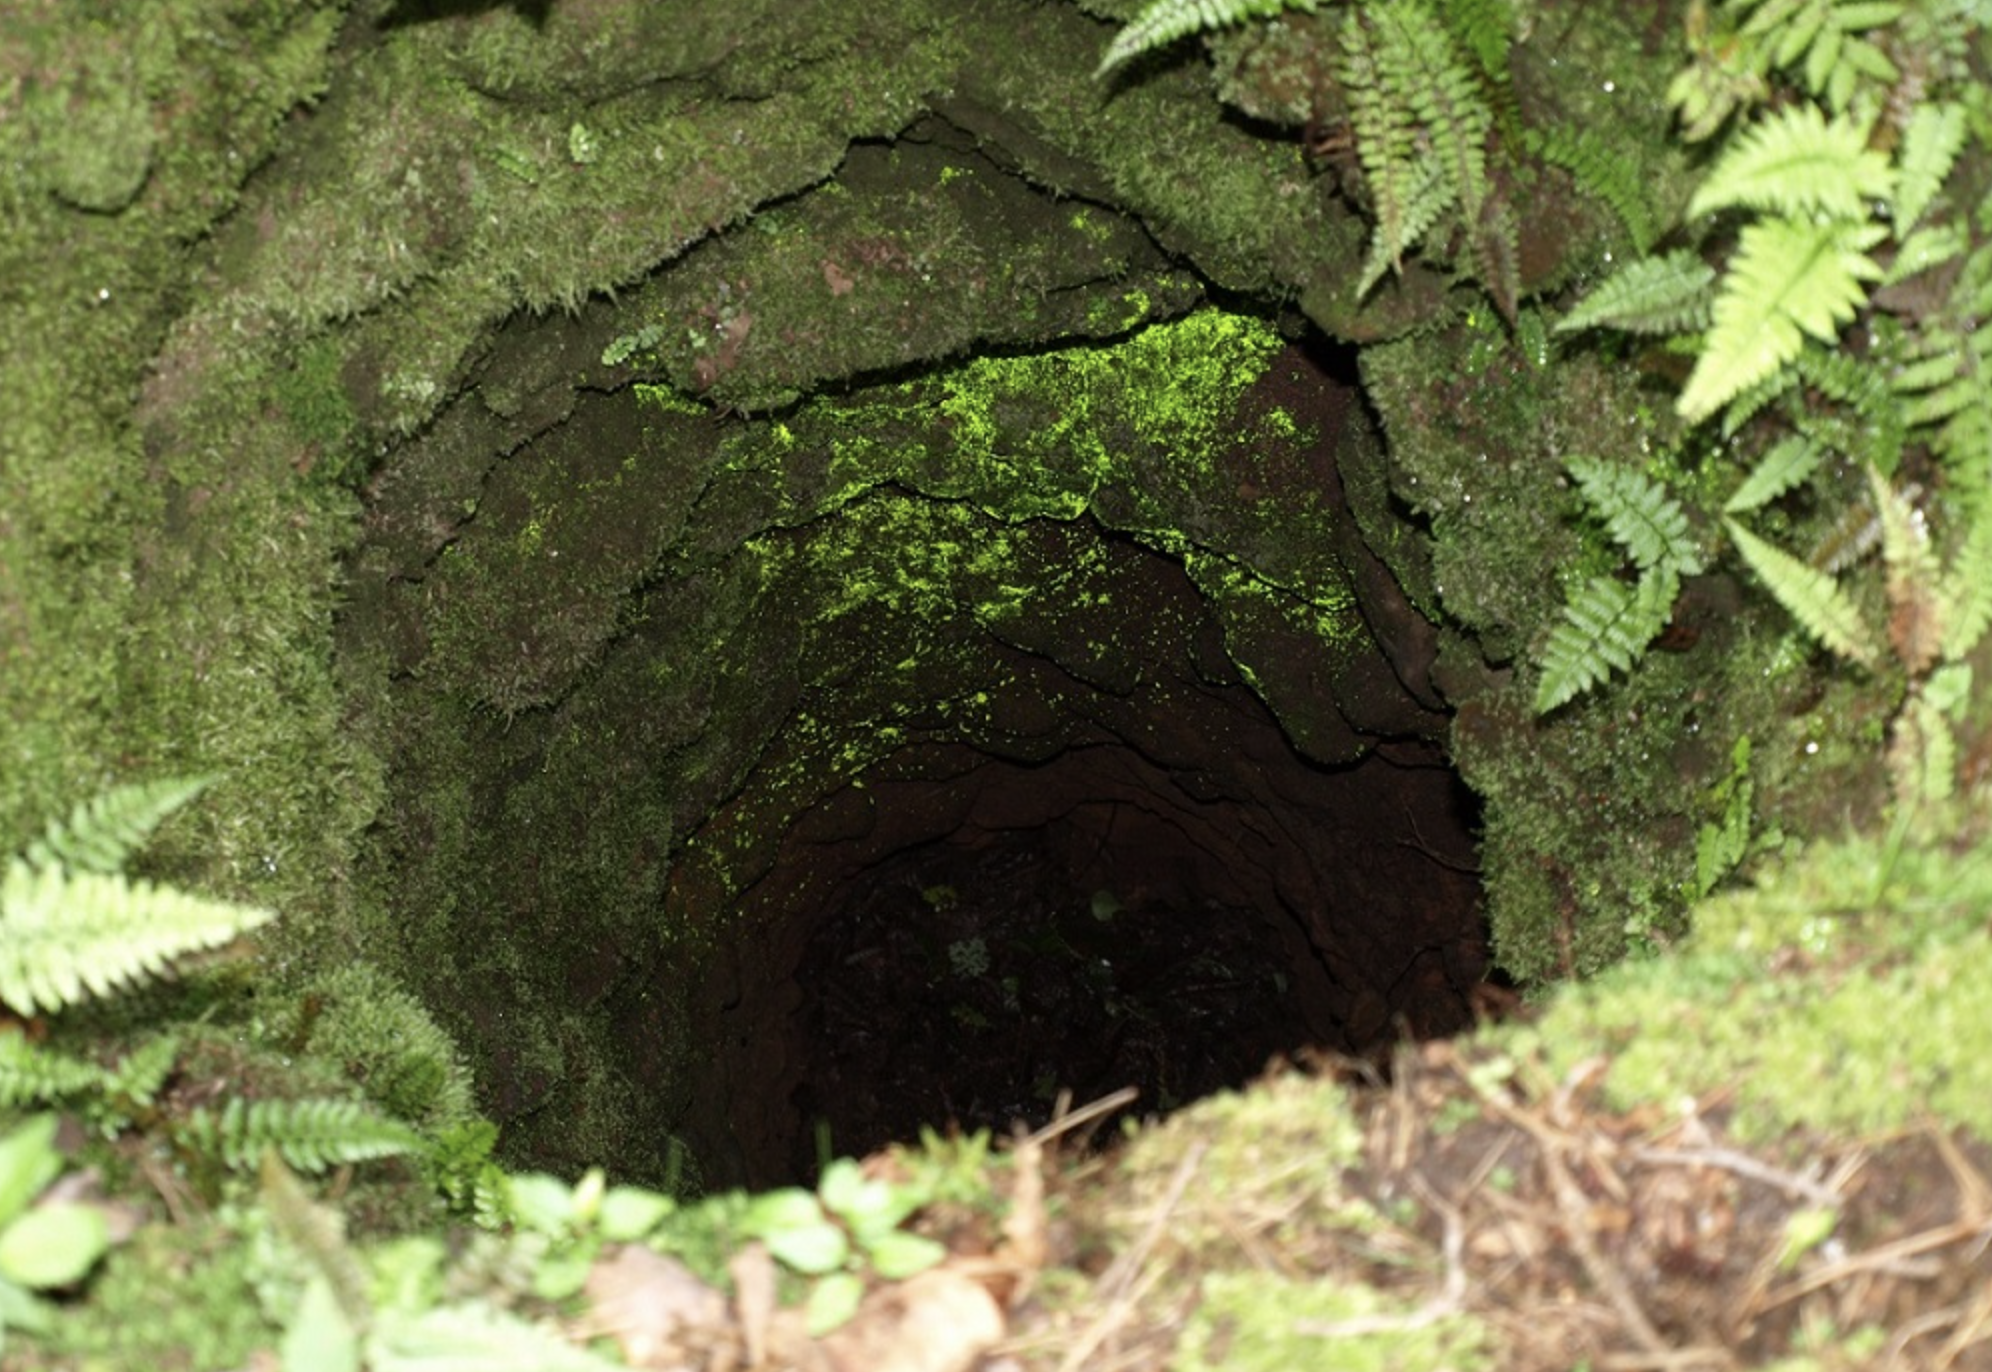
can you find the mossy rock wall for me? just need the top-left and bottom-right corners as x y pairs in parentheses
(0, 0), (1900, 1185)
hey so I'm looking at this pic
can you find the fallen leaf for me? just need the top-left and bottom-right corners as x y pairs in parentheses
(581, 1243), (727, 1369)
(820, 1269), (1004, 1372)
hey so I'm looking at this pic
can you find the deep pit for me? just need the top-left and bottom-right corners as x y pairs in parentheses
(346, 293), (1491, 1190)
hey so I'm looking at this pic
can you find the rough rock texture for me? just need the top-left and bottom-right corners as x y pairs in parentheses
(0, 0), (1895, 1187)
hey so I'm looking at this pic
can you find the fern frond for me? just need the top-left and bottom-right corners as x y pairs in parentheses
(1534, 570), (1680, 713)
(1566, 456), (1705, 575)
(1437, 0), (1517, 88)
(25, 776), (215, 877)
(1881, 222), (1970, 288)
(1724, 516), (1879, 664)
(1354, 142), (1456, 297)
(1677, 215), (1885, 422)
(1095, 0), (1317, 78)
(1470, 196), (1522, 325)
(1937, 505), (1992, 662)
(1872, 469), (1942, 674)
(1341, 0), (1501, 299)
(261, 1151), (372, 1326)
(1382, 1), (1492, 224)
(1891, 252), (1992, 480)
(0, 1030), (110, 1107)
(1555, 250), (1714, 335)
(1793, 345), (1905, 474)
(1527, 127), (1658, 252)
(1724, 433), (1825, 513)
(1687, 104), (1894, 221)
(0, 861), (275, 1015)
(1718, 366), (1800, 436)
(1736, 0), (1903, 109)
(1888, 689), (1956, 809)
(180, 1096), (421, 1173)
(1892, 101), (1965, 232)
(103, 1031), (181, 1108)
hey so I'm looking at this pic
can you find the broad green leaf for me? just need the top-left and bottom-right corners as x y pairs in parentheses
(281, 1273), (361, 1372)
(0, 1118), (60, 1232)
(597, 1186), (674, 1242)
(370, 1301), (625, 1372)
(806, 1272), (866, 1336)
(864, 1229), (948, 1280)
(0, 1203), (109, 1289)
(504, 1174), (576, 1236)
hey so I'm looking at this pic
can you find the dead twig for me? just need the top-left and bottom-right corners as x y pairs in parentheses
(1761, 1214), (1992, 1312)
(1294, 1171), (1467, 1339)
(1021, 1086), (1139, 1153)
(1630, 1146), (1846, 1208)
(1054, 1140), (1206, 1372)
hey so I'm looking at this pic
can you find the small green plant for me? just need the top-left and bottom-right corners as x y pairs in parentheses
(739, 1157), (948, 1334)
(1694, 734), (1770, 898)
(0, 1114), (114, 1352)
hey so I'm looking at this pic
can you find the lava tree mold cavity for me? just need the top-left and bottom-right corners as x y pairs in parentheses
(345, 301), (1487, 1187)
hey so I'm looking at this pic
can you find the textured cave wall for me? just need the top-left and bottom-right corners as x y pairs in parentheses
(339, 298), (1481, 1179)
(0, 0), (1904, 1190)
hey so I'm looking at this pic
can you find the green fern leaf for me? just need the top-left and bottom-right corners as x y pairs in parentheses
(1555, 250), (1714, 335)
(1889, 689), (1956, 809)
(1892, 101), (1965, 232)
(1535, 570), (1680, 713)
(1724, 433), (1825, 513)
(1792, 346), (1905, 474)
(1437, 0), (1517, 87)
(180, 1096), (421, 1174)
(1724, 516), (1879, 664)
(103, 1031), (181, 1108)
(1527, 127), (1658, 252)
(1354, 146), (1455, 297)
(1677, 216), (1885, 423)
(1566, 456), (1705, 575)
(25, 776), (214, 877)
(1882, 222), (1970, 288)
(371, 1303), (629, 1372)
(1871, 468), (1941, 673)
(1341, 0), (1500, 299)
(1687, 104), (1894, 221)
(1096, 0), (1317, 78)
(0, 861), (275, 1015)
(1937, 504), (1992, 662)
(0, 1031), (110, 1107)
(1384, 2), (1492, 223)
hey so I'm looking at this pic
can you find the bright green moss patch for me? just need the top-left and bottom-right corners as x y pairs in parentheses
(1531, 823), (1992, 1142)
(1179, 1271), (1491, 1372)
